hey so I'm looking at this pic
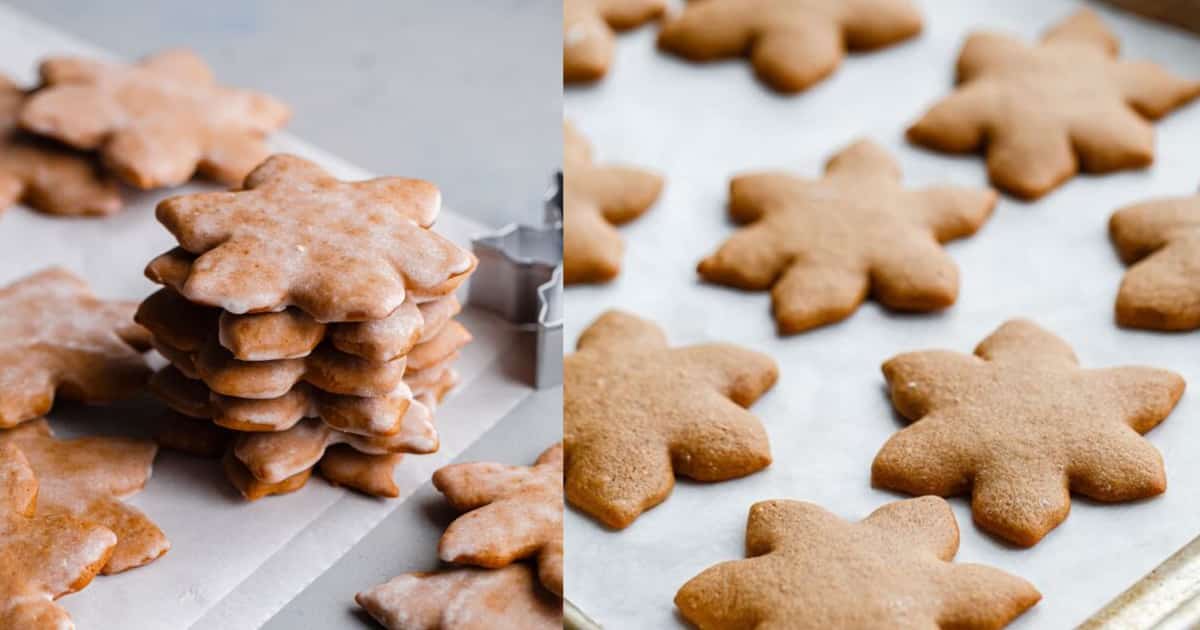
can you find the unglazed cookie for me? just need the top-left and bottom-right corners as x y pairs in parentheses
(873, 319), (1184, 546)
(658, 0), (923, 93)
(564, 121), (663, 284)
(565, 310), (777, 528)
(0, 73), (121, 217)
(154, 154), (476, 321)
(564, 0), (667, 83)
(676, 497), (1040, 629)
(0, 267), (151, 428)
(433, 443), (564, 595)
(357, 564), (561, 630)
(19, 49), (289, 189)
(908, 9), (1200, 199)
(0, 443), (117, 630)
(0, 419), (167, 574)
(698, 139), (995, 334)
(1110, 193), (1200, 330)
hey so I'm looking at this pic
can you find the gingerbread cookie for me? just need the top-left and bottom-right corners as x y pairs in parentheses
(564, 0), (666, 83)
(566, 310), (777, 528)
(0, 419), (167, 573)
(658, 0), (923, 93)
(232, 402), (437, 484)
(698, 139), (996, 334)
(0, 443), (118, 630)
(19, 49), (289, 189)
(154, 154), (475, 320)
(0, 73), (121, 217)
(0, 267), (151, 428)
(874, 319), (1184, 546)
(433, 443), (564, 595)
(223, 449), (312, 501)
(1110, 193), (1200, 330)
(150, 364), (417, 436)
(138, 280), (460, 362)
(564, 121), (663, 284)
(356, 564), (562, 630)
(319, 446), (403, 498)
(676, 497), (1040, 629)
(908, 9), (1200, 199)
(154, 411), (232, 458)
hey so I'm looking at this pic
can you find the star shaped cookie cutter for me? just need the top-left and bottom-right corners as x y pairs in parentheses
(468, 173), (563, 389)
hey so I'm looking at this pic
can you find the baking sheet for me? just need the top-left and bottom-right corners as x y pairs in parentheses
(0, 6), (538, 629)
(563, 0), (1200, 627)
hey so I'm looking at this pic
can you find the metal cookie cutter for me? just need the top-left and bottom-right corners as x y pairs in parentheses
(468, 173), (563, 389)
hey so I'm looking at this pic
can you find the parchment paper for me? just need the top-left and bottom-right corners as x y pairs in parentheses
(564, 0), (1200, 627)
(0, 6), (538, 629)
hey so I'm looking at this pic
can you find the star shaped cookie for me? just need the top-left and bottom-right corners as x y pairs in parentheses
(908, 9), (1200, 199)
(698, 139), (996, 334)
(1110, 192), (1200, 330)
(155, 154), (476, 321)
(658, 0), (923, 93)
(0, 73), (121, 217)
(565, 310), (777, 528)
(0, 419), (167, 573)
(564, 121), (663, 285)
(873, 319), (1185, 546)
(564, 0), (666, 83)
(676, 497), (1040, 629)
(0, 443), (118, 630)
(0, 267), (151, 428)
(356, 564), (562, 630)
(19, 49), (289, 189)
(433, 443), (563, 595)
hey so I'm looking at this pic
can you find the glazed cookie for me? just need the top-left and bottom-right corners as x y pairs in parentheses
(676, 497), (1040, 629)
(319, 446), (404, 498)
(0, 443), (118, 630)
(0, 73), (121, 217)
(908, 9), (1200, 199)
(873, 319), (1184, 546)
(1109, 193), (1200, 330)
(564, 121), (663, 284)
(658, 0), (923, 93)
(154, 154), (476, 321)
(564, 0), (667, 83)
(357, 564), (562, 630)
(19, 49), (289, 189)
(433, 443), (564, 595)
(698, 139), (996, 334)
(565, 310), (777, 528)
(0, 419), (167, 574)
(0, 267), (151, 428)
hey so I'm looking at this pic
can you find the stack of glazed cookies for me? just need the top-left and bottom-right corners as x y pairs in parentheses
(133, 153), (478, 500)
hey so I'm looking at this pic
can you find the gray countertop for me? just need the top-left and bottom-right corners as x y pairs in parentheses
(8, 0), (563, 228)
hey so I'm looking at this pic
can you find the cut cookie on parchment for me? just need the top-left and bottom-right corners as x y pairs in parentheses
(564, 121), (663, 285)
(564, 0), (666, 83)
(658, 0), (923, 93)
(19, 49), (289, 189)
(0, 419), (167, 574)
(0, 73), (122, 217)
(1110, 193), (1200, 330)
(433, 443), (564, 595)
(0, 443), (117, 630)
(873, 319), (1184, 546)
(154, 154), (476, 321)
(676, 497), (1040, 629)
(565, 310), (777, 529)
(908, 9), (1200, 199)
(0, 267), (151, 428)
(698, 139), (995, 334)
(356, 564), (562, 630)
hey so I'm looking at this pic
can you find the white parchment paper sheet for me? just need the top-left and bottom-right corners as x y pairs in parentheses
(565, 0), (1200, 627)
(0, 6), (537, 629)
